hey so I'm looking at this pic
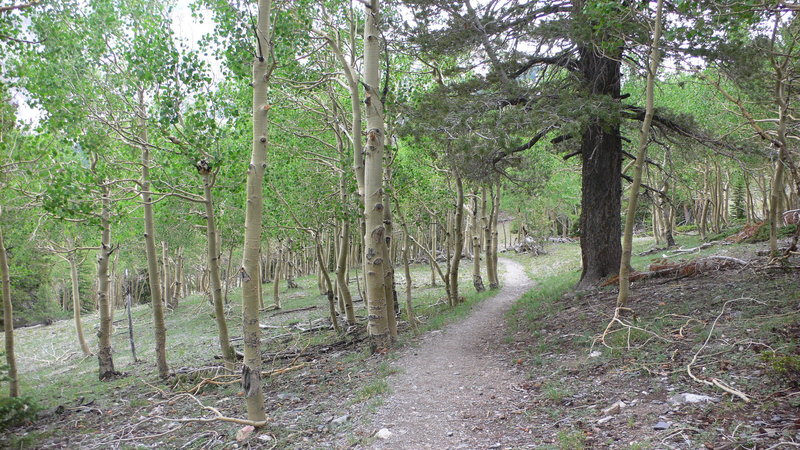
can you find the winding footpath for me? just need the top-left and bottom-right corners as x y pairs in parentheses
(366, 258), (535, 449)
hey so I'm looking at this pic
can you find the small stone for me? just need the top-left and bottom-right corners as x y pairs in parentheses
(602, 400), (626, 415)
(589, 351), (602, 358)
(257, 435), (273, 442)
(597, 416), (614, 425)
(376, 428), (393, 439)
(447, 431), (454, 436)
(653, 421), (670, 430)
(332, 415), (349, 425)
(488, 444), (502, 449)
(669, 393), (719, 405)
(235, 425), (254, 442)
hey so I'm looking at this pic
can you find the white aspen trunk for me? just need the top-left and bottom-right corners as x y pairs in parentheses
(273, 248), (282, 309)
(240, 0), (272, 424)
(138, 90), (169, 379)
(0, 218), (18, 397)
(430, 221), (437, 286)
(315, 241), (340, 333)
(449, 177), (464, 305)
(363, 0), (391, 350)
(96, 185), (117, 379)
(400, 222), (418, 329)
(200, 167), (236, 370)
(337, 218), (356, 324)
(161, 241), (171, 309)
(617, 0), (663, 307)
(490, 186), (500, 288)
(472, 193), (484, 292)
(383, 166), (398, 338)
(68, 251), (92, 356)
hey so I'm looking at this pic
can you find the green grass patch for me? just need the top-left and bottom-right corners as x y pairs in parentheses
(355, 379), (390, 403)
(556, 429), (587, 449)
(542, 380), (573, 403)
(508, 270), (580, 335)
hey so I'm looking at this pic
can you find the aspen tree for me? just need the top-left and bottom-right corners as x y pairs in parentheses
(362, 0), (392, 350)
(240, 0), (273, 423)
(138, 91), (169, 379)
(617, 0), (664, 308)
(96, 183), (118, 379)
(198, 161), (236, 370)
(0, 210), (17, 397)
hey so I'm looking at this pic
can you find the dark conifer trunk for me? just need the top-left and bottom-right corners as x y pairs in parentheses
(576, 45), (622, 289)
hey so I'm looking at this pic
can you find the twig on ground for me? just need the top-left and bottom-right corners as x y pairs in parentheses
(154, 393), (269, 427)
(95, 423), (186, 447)
(270, 305), (317, 316)
(595, 306), (673, 350)
(686, 297), (763, 403)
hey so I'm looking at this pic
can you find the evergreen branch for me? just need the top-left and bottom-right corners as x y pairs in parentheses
(509, 50), (580, 78)
(491, 125), (555, 165)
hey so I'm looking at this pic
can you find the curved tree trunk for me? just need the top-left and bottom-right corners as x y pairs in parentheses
(315, 241), (341, 334)
(617, 0), (664, 308)
(201, 168), (236, 370)
(336, 219), (356, 325)
(138, 91), (169, 379)
(0, 221), (18, 397)
(67, 251), (92, 356)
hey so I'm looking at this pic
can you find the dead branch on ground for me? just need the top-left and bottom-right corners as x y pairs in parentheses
(602, 255), (748, 287)
(686, 297), (762, 403)
(270, 305), (318, 316)
(153, 392), (269, 427)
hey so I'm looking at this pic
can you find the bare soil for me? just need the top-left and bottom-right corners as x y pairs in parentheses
(363, 258), (534, 449)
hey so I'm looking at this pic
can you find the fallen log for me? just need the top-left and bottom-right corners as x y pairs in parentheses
(602, 255), (748, 287)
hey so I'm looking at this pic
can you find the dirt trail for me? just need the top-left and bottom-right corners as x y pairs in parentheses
(366, 258), (534, 449)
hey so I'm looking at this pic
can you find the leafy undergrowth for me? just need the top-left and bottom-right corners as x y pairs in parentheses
(506, 238), (800, 449)
(1, 261), (495, 449)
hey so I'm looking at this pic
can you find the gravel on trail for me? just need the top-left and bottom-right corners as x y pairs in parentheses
(366, 258), (536, 449)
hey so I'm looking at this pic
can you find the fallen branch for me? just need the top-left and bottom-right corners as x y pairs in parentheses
(663, 241), (720, 256)
(686, 297), (759, 403)
(270, 305), (318, 316)
(602, 255), (748, 287)
(263, 362), (306, 377)
(155, 393), (269, 427)
(596, 306), (673, 350)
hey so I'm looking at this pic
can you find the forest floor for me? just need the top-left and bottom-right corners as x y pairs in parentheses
(3, 235), (800, 449)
